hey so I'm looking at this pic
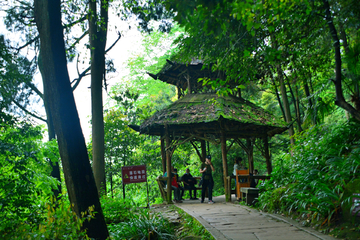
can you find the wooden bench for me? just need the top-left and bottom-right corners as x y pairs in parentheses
(240, 187), (259, 206)
(156, 176), (169, 201)
(156, 176), (202, 201)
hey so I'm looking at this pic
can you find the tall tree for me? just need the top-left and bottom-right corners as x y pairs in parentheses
(88, 0), (108, 196)
(34, 0), (108, 238)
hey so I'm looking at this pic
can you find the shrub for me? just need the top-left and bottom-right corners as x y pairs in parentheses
(259, 120), (360, 225)
(101, 195), (138, 224)
(108, 208), (175, 239)
(3, 197), (91, 239)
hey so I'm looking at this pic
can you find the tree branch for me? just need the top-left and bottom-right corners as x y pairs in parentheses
(13, 99), (47, 123)
(323, 0), (360, 121)
(71, 32), (121, 91)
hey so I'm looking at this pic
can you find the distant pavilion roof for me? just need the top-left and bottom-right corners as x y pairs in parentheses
(133, 93), (287, 141)
(147, 60), (239, 97)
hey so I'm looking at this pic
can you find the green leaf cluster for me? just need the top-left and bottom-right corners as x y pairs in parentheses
(108, 208), (175, 239)
(258, 119), (360, 225)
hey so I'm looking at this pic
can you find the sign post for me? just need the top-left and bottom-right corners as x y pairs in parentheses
(121, 165), (149, 207)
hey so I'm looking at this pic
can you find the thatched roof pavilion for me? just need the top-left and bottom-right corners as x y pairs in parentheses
(147, 60), (239, 98)
(131, 60), (287, 203)
(137, 93), (286, 139)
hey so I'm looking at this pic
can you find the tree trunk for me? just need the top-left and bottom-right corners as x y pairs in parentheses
(285, 73), (303, 132)
(303, 77), (316, 124)
(45, 84), (62, 198)
(39, 51), (62, 199)
(263, 136), (272, 174)
(277, 66), (295, 145)
(34, 1), (109, 239)
(323, 0), (360, 121)
(89, 0), (108, 196)
(269, 69), (286, 121)
(294, 84), (303, 132)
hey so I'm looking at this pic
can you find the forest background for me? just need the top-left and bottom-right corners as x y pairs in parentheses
(1, 0), (360, 239)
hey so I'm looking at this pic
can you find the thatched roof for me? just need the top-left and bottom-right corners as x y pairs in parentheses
(147, 60), (237, 96)
(133, 93), (287, 140)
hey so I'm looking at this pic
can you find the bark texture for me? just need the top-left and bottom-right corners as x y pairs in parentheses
(34, 1), (108, 238)
(89, 0), (108, 195)
(323, 0), (360, 121)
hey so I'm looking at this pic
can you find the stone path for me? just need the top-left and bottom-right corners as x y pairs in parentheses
(174, 195), (337, 240)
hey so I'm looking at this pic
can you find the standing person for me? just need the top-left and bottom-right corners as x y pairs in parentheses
(200, 155), (215, 204)
(233, 158), (240, 176)
(182, 168), (198, 200)
(233, 158), (241, 197)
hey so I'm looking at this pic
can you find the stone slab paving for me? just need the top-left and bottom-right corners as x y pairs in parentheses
(175, 195), (337, 240)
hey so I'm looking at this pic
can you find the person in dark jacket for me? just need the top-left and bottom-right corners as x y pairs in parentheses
(182, 168), (198, 200)
(200, 155), (215, 204)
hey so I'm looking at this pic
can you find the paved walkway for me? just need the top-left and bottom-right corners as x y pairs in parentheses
(174, 195), (336, 240)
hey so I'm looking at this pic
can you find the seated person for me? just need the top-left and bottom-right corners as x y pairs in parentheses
(163, 166), (182, 203)
(174, 168), (184, 200)
(181, 168), (198, 200)
(252, 169), (259, 187)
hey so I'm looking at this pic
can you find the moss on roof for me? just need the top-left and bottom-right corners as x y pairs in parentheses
(139, 93), (287, 138)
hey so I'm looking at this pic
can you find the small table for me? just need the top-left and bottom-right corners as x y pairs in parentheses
(240, 187), (259, 206)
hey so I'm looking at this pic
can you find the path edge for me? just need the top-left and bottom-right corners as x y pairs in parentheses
(175, 203), (231, 240)
(227, 202), (337, 240)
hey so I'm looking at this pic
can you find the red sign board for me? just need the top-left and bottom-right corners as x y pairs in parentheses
(121, 165), (147, 185)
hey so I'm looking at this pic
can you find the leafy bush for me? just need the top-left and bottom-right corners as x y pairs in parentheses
(0, 123), (59, 235)
(0, 122), (90, 239)
(259, 120), (360, 225)
(101, 195), (138, 223)
(2, 196), (92, 239)
(108, 208), (175, 239)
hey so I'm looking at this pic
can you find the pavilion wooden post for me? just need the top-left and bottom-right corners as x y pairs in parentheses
(246, 138), (254, 173)
(201, 139), (206, 162)
(220, 130), (230, 202)
(165, 124), (172, 204)
(263, 136), (272, 174)
(160, 137), (166, 173)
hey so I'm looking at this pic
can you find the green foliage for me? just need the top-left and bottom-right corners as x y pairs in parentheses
(3, 197), (92, 240)
(108, 208), (175, 239)
(101, 195), (138, 224)
(0, 35), (35, 113)
(259, 119), (360, 225)
(0, 122), (59, 234)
